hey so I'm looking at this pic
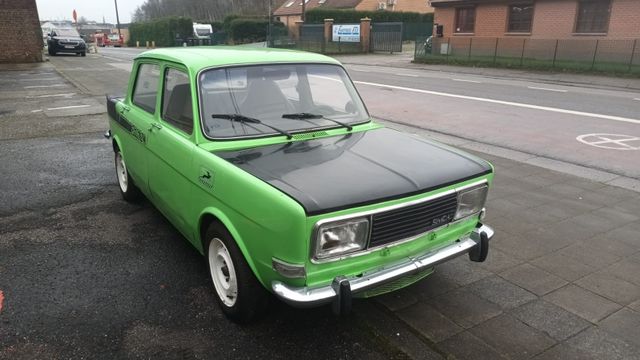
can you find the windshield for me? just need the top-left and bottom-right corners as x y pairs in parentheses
(55, 28), (80, 37)
(196, 28), (212, 36)
(199, 64), (369, 139)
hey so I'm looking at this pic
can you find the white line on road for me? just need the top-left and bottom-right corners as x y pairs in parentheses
(23, 84), (66, 89)
(31, 109), (43, 113)
(395, 73), (420, 77)
(27, 93), (76, 98)
(452, 78), (482, 83)
(101, 55), (124, 62)
(634, 98), (640, 101)
(46, 105), (91, 111)
(528, 86), (568, 93)
(20, 78), (59, 82)
(354, 80), (640, 125)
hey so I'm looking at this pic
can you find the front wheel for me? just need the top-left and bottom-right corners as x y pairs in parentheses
(205, 223), (269, 323)
(81, 51), (86, 57)
(114, 150), (141, 202)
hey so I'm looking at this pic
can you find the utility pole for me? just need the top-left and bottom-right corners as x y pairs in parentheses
(301, 0), (306, 22)
(114, 0), (121, 37)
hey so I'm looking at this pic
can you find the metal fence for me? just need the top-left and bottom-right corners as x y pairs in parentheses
(415, 37), (640, 75)
(371, 22), (403, 53)
(270, 24), (361, 54)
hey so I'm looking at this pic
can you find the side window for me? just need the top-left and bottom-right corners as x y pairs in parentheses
(162, 68), (193, 134)
(132, 63), (160, 114)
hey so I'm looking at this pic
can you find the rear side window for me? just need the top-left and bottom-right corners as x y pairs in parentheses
(132, 63), (160, 114)
(162, 68), (193, 134)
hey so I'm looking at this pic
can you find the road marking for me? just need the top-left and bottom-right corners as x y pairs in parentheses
(46, 105), (91, 111)
(28, 93), (76, 98)
(452, 78), (482, 83)
(20, 78), (59, 82)
(31, 109), (43, 113)
(634, 98), (640, 101)
(354, 80), (640, 125)
(101, 55), (123, 62)
(23, 84), (66, 89)
(528, 86), (568, 93)
(577, 133), (640, 150)
(395, 73), (420, 77)
(107, 63), (132, 72)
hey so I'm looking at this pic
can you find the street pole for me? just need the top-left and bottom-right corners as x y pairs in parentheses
(114, 0), (121, 37)
(301, 0), (306, 22)
(268, 0), (273, 46)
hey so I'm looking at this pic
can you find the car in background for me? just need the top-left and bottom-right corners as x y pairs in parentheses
(106, 33), (124, 47)
(47, 28), (86, 56)
(193, 22), (213, 40)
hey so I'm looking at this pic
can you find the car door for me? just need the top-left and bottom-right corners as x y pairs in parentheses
(146, 64), (197, 236)
(120, 61), (161, 195)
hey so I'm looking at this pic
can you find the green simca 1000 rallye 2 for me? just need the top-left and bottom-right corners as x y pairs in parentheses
(105, 47), (495, 323)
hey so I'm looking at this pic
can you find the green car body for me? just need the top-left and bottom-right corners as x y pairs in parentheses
(106, 47), (494, 321)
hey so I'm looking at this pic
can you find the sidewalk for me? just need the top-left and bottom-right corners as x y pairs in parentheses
(333, 51), (640, 92)
(358, 122), (640, 359)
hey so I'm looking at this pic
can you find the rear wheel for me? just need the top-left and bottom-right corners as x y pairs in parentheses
(81, 51), (86, 57)
(48, 48), (56, 56)
(114, 149), (141, 202)
(205, 222), (269, 323)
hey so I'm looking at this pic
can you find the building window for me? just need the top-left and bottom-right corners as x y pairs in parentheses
(507, 3), (533, 32)
(455, 7), (475, 33)
(575, 0), (611, 33)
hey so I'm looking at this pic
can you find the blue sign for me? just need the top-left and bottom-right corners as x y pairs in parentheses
(332, 24), (360, 43)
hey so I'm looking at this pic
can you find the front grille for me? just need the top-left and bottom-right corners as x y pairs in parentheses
(59, 40), (79, 46)
(369, 192), (458, 247)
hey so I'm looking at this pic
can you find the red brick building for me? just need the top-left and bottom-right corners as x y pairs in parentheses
(430, 0), (640, 39)
(0, 0), (43, 62)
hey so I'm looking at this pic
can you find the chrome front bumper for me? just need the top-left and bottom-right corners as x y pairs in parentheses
(272, 224), (494, 310)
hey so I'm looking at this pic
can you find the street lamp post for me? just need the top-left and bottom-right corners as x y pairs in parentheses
(114, 0), (122, 37)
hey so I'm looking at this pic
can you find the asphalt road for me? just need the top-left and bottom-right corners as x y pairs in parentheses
(90, 46), (640, 180)
(0, 54), (404, 359)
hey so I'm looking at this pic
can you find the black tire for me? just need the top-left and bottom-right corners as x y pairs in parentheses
(204, 222), (269, 323)
(48, 48), (56, 56)
(81, 51), (86, 57)
(114, 148), (142, 202)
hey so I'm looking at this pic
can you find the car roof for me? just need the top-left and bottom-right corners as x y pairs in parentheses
(135, 47), (342, 72)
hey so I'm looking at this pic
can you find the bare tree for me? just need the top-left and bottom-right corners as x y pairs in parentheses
(131, 0), (270, 22)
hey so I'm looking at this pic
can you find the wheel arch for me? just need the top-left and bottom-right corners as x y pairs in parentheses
(198, 209), (263, 285)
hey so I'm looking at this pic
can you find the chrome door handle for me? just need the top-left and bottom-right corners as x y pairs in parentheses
(120, 105), (130, 113)
(149, 123), (163, 131)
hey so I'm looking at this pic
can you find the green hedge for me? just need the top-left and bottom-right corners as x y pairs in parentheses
(305, 8), (433, 23)
(228, 18), (285, 43)
(128, 16), (193, 47)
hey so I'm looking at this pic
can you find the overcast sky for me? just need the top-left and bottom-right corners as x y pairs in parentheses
(36, 0), (147, 24)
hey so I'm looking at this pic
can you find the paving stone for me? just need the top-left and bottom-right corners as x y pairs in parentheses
(469, 314), (555, 359)
(573, 190), (630, 207)
(613, 197), (640, 215)
(566, 327), (640, 360)
(599, 308), (640, 348)
(509, 299), (590, 341)
(531, 198), (600, 221)
(490, 210), (562, 235)
(557, 242), (620, 270)
(575, 272), (640, 306)
(531, 252), (596, 282)
(488, 197), (531, 217)
(492, 232), (572, 261)
(478, 248), (523, 273)
(500, 263), (567, 296)
(604, 259), (640, 287)
(430, 288), (502, 329)
(434, 256), (492, 287)
(604, 222), (640, 251)
(579, 235), (639, 258)
(544, 285), (621, 323)
(501, 192), (559, 209)
(355, 301), (445, 360)
(543, 183), (591, 198)
(629, 299), (640, 313)
(376, 287), (418, 312)
(438, 331), (508, 360)
(532, 342), (598, 360)
(567, 208), (639, 234)
(407, 271), (459, 300)
(396, 302), (462, 343)
(467, 275), (537, 310)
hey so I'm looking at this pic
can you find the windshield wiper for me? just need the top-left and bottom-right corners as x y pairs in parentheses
(211, 114), (292, 140)
(282, 113), (353, 131)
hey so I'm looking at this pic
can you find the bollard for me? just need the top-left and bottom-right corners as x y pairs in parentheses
(136, 41), (139, 48)
(151, 41), (155, 49)
(146, 41), (149, 49)
(183, 42), (187, 47)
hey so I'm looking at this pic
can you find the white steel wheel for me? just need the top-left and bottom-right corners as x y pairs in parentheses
(115, 151), (128, 193)
(208, 237), (238, 307)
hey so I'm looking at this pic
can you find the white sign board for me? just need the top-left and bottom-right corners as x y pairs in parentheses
(332, 24), (360, 42)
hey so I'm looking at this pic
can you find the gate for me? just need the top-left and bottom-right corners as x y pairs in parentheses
(371, 22), (403, 53)
(300, 24), (324, 43)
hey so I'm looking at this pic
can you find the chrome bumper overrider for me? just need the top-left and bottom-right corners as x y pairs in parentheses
(272, 224), (494, 309)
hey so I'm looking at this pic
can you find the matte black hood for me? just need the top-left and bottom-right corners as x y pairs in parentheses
(215, 128), (492, 215)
